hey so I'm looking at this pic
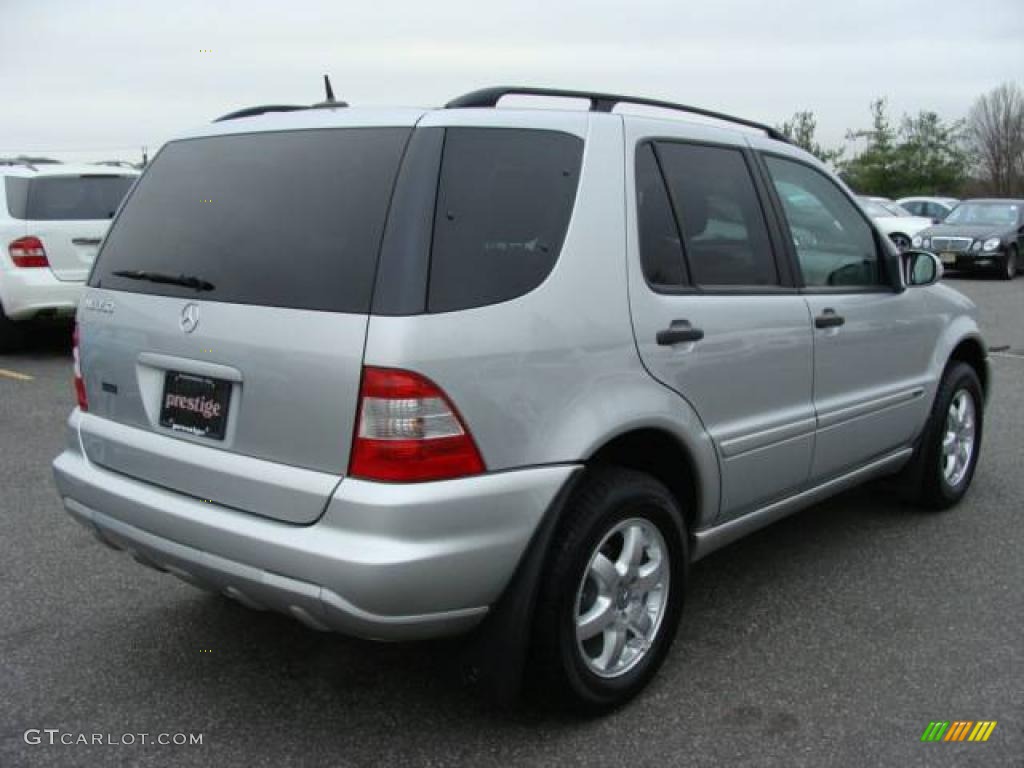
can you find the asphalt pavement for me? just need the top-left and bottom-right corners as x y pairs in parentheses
(1, 274), (1021, 767)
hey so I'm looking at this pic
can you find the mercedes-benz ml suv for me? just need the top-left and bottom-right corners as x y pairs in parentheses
(1, 161), (138, 350)
(53, 86), (989, 712)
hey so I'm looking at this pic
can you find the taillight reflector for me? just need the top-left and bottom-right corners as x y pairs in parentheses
(9, 236), (49, 268)
(349, 367), (485, 482)
(73, 323), (88, 411)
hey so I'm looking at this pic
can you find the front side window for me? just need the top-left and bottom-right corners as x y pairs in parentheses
(764, 156), (881, 288)
(656, 142), (778, 287)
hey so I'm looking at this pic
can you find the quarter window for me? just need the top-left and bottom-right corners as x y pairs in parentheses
(656, 143), (779, 287)
(428, 128), (583, 312)
(764, 156), (881, 288)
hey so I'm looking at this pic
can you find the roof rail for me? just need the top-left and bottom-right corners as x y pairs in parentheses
(214, 104), (308, 123)
(445, 86), (790, 143)
(214, 75), (348, 123)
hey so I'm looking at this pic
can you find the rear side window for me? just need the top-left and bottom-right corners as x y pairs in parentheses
(5, 175), (134, 221)
(636, 143), (687, 287)
(655, 142), (779, 287)
(91, 128), (411, 313)
(428, 128), (583, 313)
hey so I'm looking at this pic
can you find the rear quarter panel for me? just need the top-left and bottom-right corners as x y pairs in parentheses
(363, 113), (722, 528)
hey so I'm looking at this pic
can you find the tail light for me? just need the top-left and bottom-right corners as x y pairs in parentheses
(9, 236), (49, 268)
(349, 367), (485, 482)
(72, 323), (88, 411)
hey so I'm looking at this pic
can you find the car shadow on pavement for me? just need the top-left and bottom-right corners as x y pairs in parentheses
(77, 482), (934, 735)
(13, 321), (73, 358)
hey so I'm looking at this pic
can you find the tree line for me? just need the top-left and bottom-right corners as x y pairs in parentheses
(777, 81), (1024, 199)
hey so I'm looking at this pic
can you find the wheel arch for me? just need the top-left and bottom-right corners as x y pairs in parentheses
(949, 335), (990, 403)
(586, 427), (702, 537)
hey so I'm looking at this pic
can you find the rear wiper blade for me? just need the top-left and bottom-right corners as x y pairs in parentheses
(111, 269), (215, 292)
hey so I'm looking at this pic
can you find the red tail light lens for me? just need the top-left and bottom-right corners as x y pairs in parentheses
(349, 367), (485, 482)
(72, 323), (88, 411)
(9, 236), (49, 268)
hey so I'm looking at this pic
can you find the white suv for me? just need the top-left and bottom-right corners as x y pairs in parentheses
(0, 161), (138, 350)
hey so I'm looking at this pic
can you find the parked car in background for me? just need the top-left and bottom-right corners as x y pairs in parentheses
(896, 196), (959, 223)
(53, 86), (989, 712)
(913, 199), (1024, 280)
(857, 196), (933, 250)
(1, 161), (138, 350)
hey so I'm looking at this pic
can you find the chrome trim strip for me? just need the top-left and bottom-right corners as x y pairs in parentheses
(816, 387), (924, 430)
(691, 447), (914, 561)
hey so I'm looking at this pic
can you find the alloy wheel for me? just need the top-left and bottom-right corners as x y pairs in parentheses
(574, 518), (669, 679)
(942, 389), (977, 488)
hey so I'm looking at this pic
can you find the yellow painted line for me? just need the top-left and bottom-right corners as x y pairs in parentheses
(0, 368), (34, 382)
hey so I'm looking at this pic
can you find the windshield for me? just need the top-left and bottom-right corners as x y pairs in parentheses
(945, 202), (1020, 227)
(881, 202), (913, 217)
(5, 175), (136, 220)
(859, 199), (894, 218)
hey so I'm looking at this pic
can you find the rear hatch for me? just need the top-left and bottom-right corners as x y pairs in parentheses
(78, 124), (414, 523)
(8, 173), (136, 280)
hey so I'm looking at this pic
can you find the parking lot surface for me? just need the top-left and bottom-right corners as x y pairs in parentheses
(1, 275), (1021, 767)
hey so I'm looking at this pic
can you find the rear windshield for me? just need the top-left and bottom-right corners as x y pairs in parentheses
(5, 175), (135, 221)
(90, 128), (411, 313)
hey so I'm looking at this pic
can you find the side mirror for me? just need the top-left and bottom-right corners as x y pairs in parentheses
(903, 250), (943, 287)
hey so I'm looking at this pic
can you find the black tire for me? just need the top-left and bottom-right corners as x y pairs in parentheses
(999, 246), (1017, 280)
(910, 362), (984, 510)
(530, 466), (687, 714)
(0, 303), (28, 353)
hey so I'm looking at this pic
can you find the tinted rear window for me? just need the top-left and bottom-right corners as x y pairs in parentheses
(428, 128), (583, 312)
(656, 142), (778, 287)
(91, 128), (411, 313)
(6, 175), (135, 221)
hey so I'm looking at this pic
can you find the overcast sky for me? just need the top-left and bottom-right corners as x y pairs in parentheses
(2, 0), (1021, 163)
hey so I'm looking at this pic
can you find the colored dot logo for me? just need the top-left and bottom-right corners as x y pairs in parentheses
(200, 199), (213, 203)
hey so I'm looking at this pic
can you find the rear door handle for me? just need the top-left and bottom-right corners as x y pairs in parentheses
(72, 237), (103, 246)
(656, 319), (704, 346)
(814, 309), (845, 329)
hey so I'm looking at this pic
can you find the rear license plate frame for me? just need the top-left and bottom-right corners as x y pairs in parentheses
(159, 371), (232, 441)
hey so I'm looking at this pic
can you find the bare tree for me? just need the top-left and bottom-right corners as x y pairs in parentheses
(967, 82), (1024, 196)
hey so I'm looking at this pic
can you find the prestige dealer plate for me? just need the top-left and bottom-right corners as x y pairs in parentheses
(159, 371), (231, 440)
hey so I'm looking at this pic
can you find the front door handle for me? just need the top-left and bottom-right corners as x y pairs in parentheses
(814, 309), (845, 329)
(657, 319), (704, 346)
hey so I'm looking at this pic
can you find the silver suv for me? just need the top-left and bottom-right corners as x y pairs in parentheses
(52, 86), (989, 712)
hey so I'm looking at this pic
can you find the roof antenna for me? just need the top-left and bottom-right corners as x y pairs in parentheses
(313, 74), (348, 109)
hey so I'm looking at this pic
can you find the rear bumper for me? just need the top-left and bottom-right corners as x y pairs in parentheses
(53, 410), (577, 640)
(0, 265), (81, 320)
